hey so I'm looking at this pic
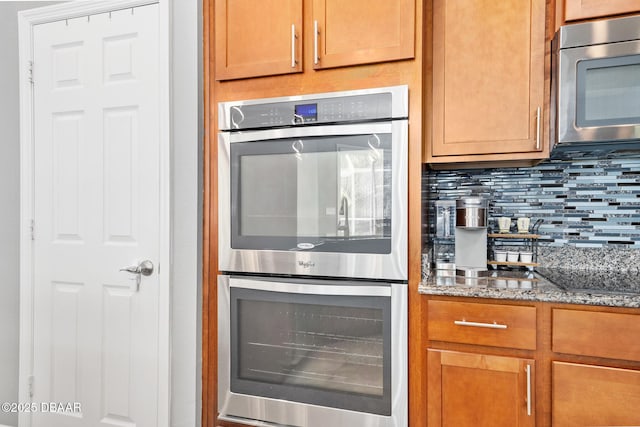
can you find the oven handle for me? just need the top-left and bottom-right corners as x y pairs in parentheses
(218, 415), (281, 427)
(230, 277), (392, 297)
(225, 121), (398, 144)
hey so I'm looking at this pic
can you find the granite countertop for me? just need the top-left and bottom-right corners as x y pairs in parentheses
(419, 268), (640, 308)
(420, 247), (640, 308)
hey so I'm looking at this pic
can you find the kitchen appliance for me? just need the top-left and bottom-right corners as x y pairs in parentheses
(218, 275), (408, 427)
(454, 197), (488, 273)
(218, 86), (408, 281)
(552, 14), (640, 151)
(217, 85), (409, 427)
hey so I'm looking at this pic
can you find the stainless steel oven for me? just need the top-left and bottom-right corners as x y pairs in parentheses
(553, 14), (640, 148)
(217, 275), (408, 427)
(218, 86), (408, 281)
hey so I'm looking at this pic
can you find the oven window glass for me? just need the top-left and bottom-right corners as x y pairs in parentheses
(231, 134), (392, 253)
(576, 55), (640, 127)
(230, 287), (392, 415)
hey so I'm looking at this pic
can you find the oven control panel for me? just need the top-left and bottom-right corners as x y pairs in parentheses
(220, 86), (408, 130)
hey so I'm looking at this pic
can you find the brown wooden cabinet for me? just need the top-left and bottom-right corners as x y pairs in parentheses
(204, 2), (426, 426)
(422, 297), (640, 427)
(552, 308), (640, 362)
(564, 0), (640, 21)
(553, 362), (640, 427)
(426, 299), (537, 426)
(551, 307), (640, 426)
(427, 350), (535, 427)
(426, 0), (548, 165)
(215, 0), (303, 80)
(312, 0), (415, 69)
(215, 0), (415, 81)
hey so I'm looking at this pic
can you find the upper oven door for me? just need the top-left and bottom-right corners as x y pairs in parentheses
(218, 121), (408, 280)
(558, 39), (640, 143)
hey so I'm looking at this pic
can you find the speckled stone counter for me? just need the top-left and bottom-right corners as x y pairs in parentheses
(420, 246), (640, 308)
(419, 269), (640, 308)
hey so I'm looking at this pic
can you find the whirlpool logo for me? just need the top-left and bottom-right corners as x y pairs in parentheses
(298, 260), (315, 269)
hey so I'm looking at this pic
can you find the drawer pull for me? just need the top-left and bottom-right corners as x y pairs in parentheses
(454, 320), (508, 329)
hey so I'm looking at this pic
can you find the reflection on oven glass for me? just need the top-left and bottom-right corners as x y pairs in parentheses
(238, 299), (384, 397)
(338, 143), (386, 239)
(237, 134), (391, 242)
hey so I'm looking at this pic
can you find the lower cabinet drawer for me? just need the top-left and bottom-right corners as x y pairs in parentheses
(553, 362), (640, 427)
(428, 300), (537, 350)
(553, 308), (640, 361)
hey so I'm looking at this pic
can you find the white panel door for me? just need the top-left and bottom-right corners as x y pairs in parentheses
(32, 5), (161, 427)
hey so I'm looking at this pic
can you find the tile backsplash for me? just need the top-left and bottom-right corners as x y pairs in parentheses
(423, 156), (640, 249)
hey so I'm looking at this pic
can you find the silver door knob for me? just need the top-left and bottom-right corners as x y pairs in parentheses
(120, 260), (154, 276)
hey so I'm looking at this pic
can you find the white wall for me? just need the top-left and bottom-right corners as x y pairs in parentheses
(170, 0), (202, 426)
(0, 4), (61, 426)
(2, 1), (201, 426)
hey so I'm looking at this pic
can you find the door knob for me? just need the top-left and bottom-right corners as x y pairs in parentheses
(120, 260), (154, 292)
(120, 260), (154, 276)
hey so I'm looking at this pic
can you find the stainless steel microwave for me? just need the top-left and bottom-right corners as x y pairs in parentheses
(552, 14), (640, 148)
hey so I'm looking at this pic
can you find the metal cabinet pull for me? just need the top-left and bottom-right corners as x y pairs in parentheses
(536, 106), (541, 150)
(453, 320), (508, 329)
(314, 20), (319, 65)
(526, 364), (532, 416)
(291, 24), (297, 68)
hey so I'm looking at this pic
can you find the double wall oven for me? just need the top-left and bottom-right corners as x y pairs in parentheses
(217, 86), (409, 427)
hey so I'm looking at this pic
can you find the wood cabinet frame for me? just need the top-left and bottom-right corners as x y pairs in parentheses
(203, 1), (425, 426)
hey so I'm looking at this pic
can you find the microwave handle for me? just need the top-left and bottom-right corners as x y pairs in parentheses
(229, 277), (392, 297)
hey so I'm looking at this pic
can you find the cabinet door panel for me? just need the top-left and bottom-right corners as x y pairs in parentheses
(313, 0), (415, 69)
(565, 0), (640, 21)
(553, 362), (640, 427)
(215, 0), (303, 80)
(428, 350), (535, 427)
(431, 0), (545, 156)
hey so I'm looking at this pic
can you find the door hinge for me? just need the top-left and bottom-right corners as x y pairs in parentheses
(28, 60), (34, 85)
(28, 376), (34, 399)
(30, 219), (35, 240)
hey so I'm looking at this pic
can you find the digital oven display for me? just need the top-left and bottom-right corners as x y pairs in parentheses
(294, 103), (317, 122)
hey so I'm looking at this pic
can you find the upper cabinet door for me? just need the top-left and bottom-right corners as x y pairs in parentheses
(430, 0), (546, 158)
(564, 0), (640, 21)
(312, 0), (415, 69)
(215, 0), (303, 80)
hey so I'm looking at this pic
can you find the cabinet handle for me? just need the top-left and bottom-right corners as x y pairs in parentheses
(314, 20), (319, 65)
(453, 320), (507, 329)
(526, 364), (532, 416)
(291, 24), (297, 68)
(536, 106), (541, 150)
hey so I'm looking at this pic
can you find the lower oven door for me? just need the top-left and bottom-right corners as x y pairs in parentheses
(218, 275), (408, 427)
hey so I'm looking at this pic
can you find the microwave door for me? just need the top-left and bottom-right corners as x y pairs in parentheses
(558, 39), (640, 143)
